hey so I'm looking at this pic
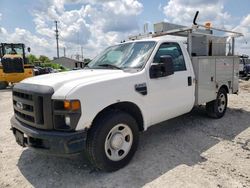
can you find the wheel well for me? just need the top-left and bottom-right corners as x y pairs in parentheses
(92, 102), (144, 132)
(220, 85), (229, 93)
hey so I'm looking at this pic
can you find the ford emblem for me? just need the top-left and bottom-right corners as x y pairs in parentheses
(16, 102), (24, 110)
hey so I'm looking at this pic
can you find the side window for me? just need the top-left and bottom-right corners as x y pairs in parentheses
(153, 43), (186, 72)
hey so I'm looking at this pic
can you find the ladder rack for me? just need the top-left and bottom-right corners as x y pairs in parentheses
(128, 11), (243, 56)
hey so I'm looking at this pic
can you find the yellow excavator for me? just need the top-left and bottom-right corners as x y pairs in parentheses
(0, 43), (34, 89)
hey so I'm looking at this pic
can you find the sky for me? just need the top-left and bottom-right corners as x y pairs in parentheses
(0, 0), (250, 59)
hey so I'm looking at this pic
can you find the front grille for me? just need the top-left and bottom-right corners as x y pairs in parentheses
(13, 91), (33, 100)
(14, 109), (35, 122)
(13, 91), (44, 127)
(13, 83), (54, 130)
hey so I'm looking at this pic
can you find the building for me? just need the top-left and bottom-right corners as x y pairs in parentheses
(52, 57), (85, 69)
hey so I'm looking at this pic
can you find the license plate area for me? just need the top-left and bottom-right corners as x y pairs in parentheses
(15, 130), (26, 147)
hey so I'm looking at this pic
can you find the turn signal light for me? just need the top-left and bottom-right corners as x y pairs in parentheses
(64, 100), (81, 111)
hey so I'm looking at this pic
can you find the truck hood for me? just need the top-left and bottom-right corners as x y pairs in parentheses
(22, 69), (130, 91)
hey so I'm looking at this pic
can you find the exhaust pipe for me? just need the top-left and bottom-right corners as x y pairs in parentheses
(193, 11), (199, 25)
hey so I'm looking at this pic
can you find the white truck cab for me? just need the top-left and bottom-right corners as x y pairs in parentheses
(11, 12), (243, 171)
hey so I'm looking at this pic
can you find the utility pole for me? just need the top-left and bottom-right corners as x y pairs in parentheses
(143, 23), (148, 33)
(63, 47), (66, 57)
(55, 21), (59, 58)
(81, 46), (83, 61)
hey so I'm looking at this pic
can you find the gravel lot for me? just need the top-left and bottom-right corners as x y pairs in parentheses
(0, 81), (250, 188)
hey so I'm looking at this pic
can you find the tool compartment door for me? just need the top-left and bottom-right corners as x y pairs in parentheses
(233, 57), (239, 93)
(215, 57), (234, 85)
(192, 57), (216, 105)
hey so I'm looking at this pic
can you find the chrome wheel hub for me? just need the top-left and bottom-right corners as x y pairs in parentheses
(218, 93), (226, 113)
(110, 133), (124, 150)
(105, 124), (133, 161)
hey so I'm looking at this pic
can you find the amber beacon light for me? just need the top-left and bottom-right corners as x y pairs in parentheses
(205, 22), (212, 29)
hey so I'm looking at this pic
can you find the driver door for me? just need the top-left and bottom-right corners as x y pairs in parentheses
(147, 42), (195, 125)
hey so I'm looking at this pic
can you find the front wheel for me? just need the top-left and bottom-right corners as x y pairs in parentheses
(206, 88), (228, 118)
(86, 110), (139, 172)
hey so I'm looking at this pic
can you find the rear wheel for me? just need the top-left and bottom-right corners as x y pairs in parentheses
(86, 110), (139, 172)
(206, 88), (228, 118)
(0, 81), (8, 90)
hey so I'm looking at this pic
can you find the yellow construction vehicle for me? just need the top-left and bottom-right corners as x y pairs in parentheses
(0, 43), (34, 89)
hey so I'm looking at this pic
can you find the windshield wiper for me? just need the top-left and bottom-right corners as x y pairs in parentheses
(98, 64), (122, 70)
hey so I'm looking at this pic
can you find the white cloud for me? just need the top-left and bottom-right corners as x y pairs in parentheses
(0, 27), (7, 35)
(162, 0), (250, 56)
(65, 0), (113, 4)
(241, 15), (250, 27)
(28, 0), (143, 58)
(232, 15), (250, 55)
(103, 0), (143, 15)
(0, 13), (2, 34)
(163, 0), (231, 27)
(2, 0), (249, 58)
(0, 27), (54, 57)
(0, 0), (143, 58)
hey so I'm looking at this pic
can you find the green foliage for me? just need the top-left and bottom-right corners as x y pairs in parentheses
(27, 54), (69, 72)
(84, 58), (91, 64)
(39, 55), (51, 63)
(27, 54), (51, 64)
(27, 54), (38, 64)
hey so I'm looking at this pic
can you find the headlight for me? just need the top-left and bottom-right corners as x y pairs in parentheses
(65, 116), (71, 126)
(53, 100), (81, 131)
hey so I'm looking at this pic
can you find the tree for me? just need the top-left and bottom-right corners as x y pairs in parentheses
(39, 55), (51, 63)
(27, 54), (38, 64)
(84, 58), (91, 64)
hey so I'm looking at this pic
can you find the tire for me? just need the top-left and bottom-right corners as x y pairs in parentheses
(86, 110), (139, 172)
(206, 88), (228, 118)
(0, 81), (8, 90)
(243, 72), (247, 77)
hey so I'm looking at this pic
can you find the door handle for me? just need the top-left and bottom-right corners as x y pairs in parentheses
(188, 76), (192, 86)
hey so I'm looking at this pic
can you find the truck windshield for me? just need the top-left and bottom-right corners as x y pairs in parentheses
(87, 41), (156, 70)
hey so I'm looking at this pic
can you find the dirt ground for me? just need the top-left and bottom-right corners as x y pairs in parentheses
(0, 81), (250, 188)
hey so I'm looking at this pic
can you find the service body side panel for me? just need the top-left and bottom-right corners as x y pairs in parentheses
(215, 57), (239, 93)
(192, 56), (239, 105)
(215, 57), (234, 88)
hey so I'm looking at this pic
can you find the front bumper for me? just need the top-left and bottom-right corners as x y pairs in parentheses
(11, 116), (87, 155)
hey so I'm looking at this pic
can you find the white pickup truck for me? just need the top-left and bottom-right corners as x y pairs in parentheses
(10, 14), (242, 171)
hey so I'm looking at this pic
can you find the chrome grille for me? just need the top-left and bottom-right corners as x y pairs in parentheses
(12, 83), (54, 130)
(13, 91), (38, 126)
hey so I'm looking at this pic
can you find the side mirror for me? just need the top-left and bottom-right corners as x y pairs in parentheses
(150, 55), (174, 78)
(27, 47), (31, 53)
